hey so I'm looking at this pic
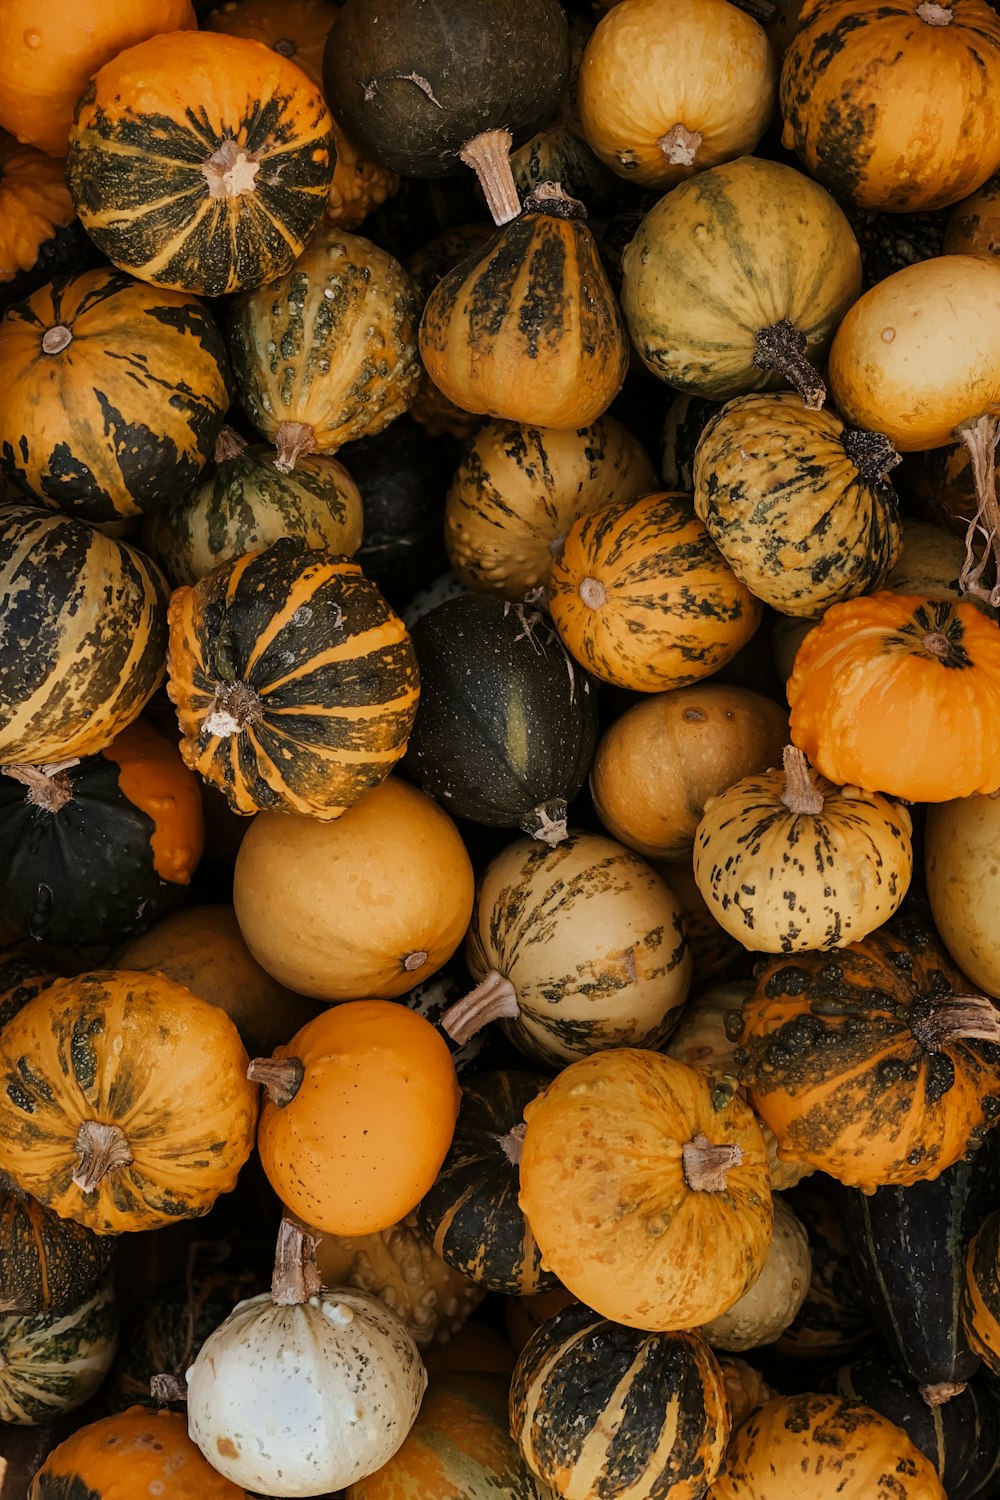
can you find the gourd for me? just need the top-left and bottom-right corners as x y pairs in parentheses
(0, 268), (231, 522)
(886, 519), (995, 610)
(779, 0), (1000, 213)
(186, 1219), (426, 1494)
(701, 1195), (811, 1351)
(233, 778), (475, 1000)
(66, 32), (335, 297)
(447, 831), (692, 1068)
(548, 491), (762, 692)
(651, 857), (747, 990)
(850, 205), (951, 290)
(166, 540), (420, 820)
(405, 224), (495, 441)
(963, 1211), (1000, 1376)
(926, 793), (1000, 998)
(578, 0), (777, 188)
(662, 391), (717, 491)
(901, 444), (992, 543)
(0, 1280), (118, 1425)
(775, 1179), (871, 1360)
(419, 185), (630, 428)
(249, 1000), (461, 1236)
(405, 596), (598, 843)
(443, 415), (656, 599)
(228, 228), (422, 471)
(693, 392), (903, 616)
(0, 133), (75, 281)
(720, 1357), (776, 1428)
(946, 170), (1000, 256)
(0, 504), (168, 765)
(510, 1302), (730, 1500)
(787, 593), (1000, 801)
(692, 744), (913, 952)
(506, 1286), (578, 1356)
(621, 156), (862, 404)
(0, 1178), (115, 1316)
(0, 944), (60, 1032)
(590, 682), (789, 860)
(510, 125), (622, 217)
(0, 970), (258, 1234)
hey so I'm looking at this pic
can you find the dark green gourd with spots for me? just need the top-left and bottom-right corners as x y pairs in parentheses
(0, 1280), (119, 1425)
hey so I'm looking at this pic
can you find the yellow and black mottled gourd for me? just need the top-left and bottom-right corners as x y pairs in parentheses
(0, 1280), (118, 1426)
(962, 1209), (1000, 1376)
(0, 1179), (115, 1317)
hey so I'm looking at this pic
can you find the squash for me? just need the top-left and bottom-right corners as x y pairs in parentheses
(661, 391), (717, 493)
(963, 1211), (1000, 1378)
(787, 593), (1000, 801)
(227, 228), (422, 471)
(233, 778), (475, 999)
(405, 595), (598, 843)
(775, 1178), (871, 1361)
(735, 904), (1000, 1191)
(250, 1000), (461, 1236)
(702, 1195), (811, 1352)
(578, 0), (776, 188)
(0, 1178), (115, 1317)
(186, 1219), (426, 1494)
(779, 1), (1000, 213)
(0, 945), (61, 1032)
(419, 185), (630, 428)
(510, 125), (622, 218)
(510, 1302), (730, 1500)
(166, 541), (420, 820)
(709, 1393), (947, 1500)
(719, 1358), (776, 1430)
(0, 504), (168, 766)
(449, 830), (692, 1068)
(405, 224), (496, 442)
(886, 519), (997, 611)
(900, 443), (996, 544)
(926, 792), (1000, 999)
(444, 415), (655, 599)
(692, 744), (913, 952)
(0, 1280), (118, 1426)
(0, 133), (75, 282)
(0, 268), (231, 522)
(651, 858), (748, 991)
(66, 32), (335, 298)
(590, 683), (789, 860)
(548, 491), (762, 692)
(621, 156), (862, 404)
(0, 970), (258, 1235)
(946, 169), (1000, 256)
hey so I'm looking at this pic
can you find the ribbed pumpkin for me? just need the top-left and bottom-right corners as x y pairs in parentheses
(0, 269), (231, 521)
(510, 1303), (730, 1500)
(548, 491), (762, 693)
(0, 504), (168, 766)
(0, 1179), (115, 1316)
(962, 1210), (1000, 1376)
(166, 540), (420, 820)
(0, 970), (258, 1234)
(946, 169), (1000, 256)
(0, 1280), (118, 1426)
(0, 133), (75, 281)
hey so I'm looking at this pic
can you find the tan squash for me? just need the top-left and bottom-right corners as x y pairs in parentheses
(945, 169), (1000, 257)
(926, 793), (1000, 999)
(651, 858), (747, 991)
(701, 1196), (811, 1352)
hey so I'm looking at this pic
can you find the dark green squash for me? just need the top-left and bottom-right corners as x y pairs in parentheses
(0, 1178), (115, 1317)
(661, 392), (717, 493)
(510, 127), (622, 217)
(773, 1179), (871, 1362)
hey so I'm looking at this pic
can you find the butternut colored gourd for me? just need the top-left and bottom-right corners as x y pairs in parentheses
(926, 793), (1000, 999)
(29, 1404), (250, 1497)
(701, 1196), (811, 1352)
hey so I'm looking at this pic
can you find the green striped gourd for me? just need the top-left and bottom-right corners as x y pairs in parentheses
(0, 1280), (118, 1425)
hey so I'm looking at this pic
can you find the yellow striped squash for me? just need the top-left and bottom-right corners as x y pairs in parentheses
(0, 1281), (118, 1426)
(962, 1209), (1000, 1376)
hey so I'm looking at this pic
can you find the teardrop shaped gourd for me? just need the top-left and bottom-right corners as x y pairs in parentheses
(701, 1196), (811, 1352)
(405, 223), (496, 441)
(0, 1280), (118, 1425)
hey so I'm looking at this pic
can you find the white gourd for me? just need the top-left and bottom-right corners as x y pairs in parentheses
(701, 1197), (812, 1352)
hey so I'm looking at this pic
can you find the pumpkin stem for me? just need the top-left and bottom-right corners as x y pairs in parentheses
(920, 1380), (966, 1406)
(523, 181), (588, 221)
(203, 679), (262, 739)
(658, 124), (702, 168)
(274, 420), (318, 474)
(202, 137), (261, 199)
(41, 325), (73, 355)
(682, 1133), (744, 1192)
(753, 319), (827, 409)
(956, 414), (1000, 608)
(921, 631), (964, 663)
(521, 798), (569, 847)
(916, 2), (953, 23)
(460, 127), (521, 225)
(403, 950), (429, 973)
(499, 1121), (527, 1165)
(441, 970), (520, 1045)
(841, 428), (902, 485)
(72, 1121), (133, 1193)
(272, 1217), (323, 1306)
(910, 993), (1000, 1052)
(214, 425), (249, 463)
(780, 745), (825, 815)
(150, 1373), (188, 1406)
(247, 1055), (305, 1107)
(1, 759), (79, 812)
(579, 576), (607, 609)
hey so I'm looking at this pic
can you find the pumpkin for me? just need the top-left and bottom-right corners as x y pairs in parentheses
(661, 392), (717, 493)
(510, 1302), (730, 1500)
(702, 1195), (811, 1352)
(0, 1178), (115, 1317)
(449, 830), (692, 1068)
(775, 1178), (871, 1360)
(444, 415), (655, 600)
(66, 32), (335, 298)
(719, 1357), (776, 1429)
(620, 156), (862, 404)
(510, 125), (622, 218)
(166, 540), (420, 820)
(963, 1211), (1000, 1377)
(186, 1219), (426, 1493)
(946, 169), (1000, 256)
(0, 504), (168, 765)
(886, 518), (996, 612)
(233, 777), (475, 999)
(0, 133), (75, 282)
(0, 269), (231, 522)
(651, 859), (748, 991)
(548, 491), (762, 693)
(0, 1280), (118, 1425)
(518, 1049), (773, 1330)
(590, 683), (789, 860)
(926, 793), (1000, 999)
(0, 945), (61, 1032)
(29, 1404), (251, 1498)
(0, 970), (258, 1235)
(735, 904), (1000, 1191)
(227, 227), (422, 471)
(250, 1000), (461, 1236)
(786, 593), (1000, 801)
(900, 443), (996, 545)
(577, 0), (776, 188)
(405, 224), (496, 442)
(779, 0), (1000, 214)
(709, 1393), (947, 1500)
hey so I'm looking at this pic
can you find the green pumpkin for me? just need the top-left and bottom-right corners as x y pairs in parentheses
(0, 1181), (115, 1317)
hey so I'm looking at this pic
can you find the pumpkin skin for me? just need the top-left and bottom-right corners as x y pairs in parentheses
(510, 1303), (730, 1500)
(701, 1195), (811, 1353)
(946, 169), (1000, 256)
(0, 269), (231, 522)
(926, 793), (1000, 999)
(0, 1181), (115, 1316)
(405, 224), (495, 443)
(0, 133), (76, 282)
(549, 491), (762, 693)
(775, 1179), (871, 1360)
(166, 541), (420, 820)
(0, 970), (258, 1234)
(779, 0), (1000, 214)
(0, 1279), (118, 1426)
(652, 858), (748, 992)
(963, 1211), (1000, 1377)
(0, 504), (168, 765)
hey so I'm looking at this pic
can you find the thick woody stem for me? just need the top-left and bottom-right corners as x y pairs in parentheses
(682, 1133), (744, 1192)
(202, 138), (261, 199)
(753, 319), (827, 409)
(957, 415), (1000, 608)
(781, 745), (825, 815)
(214, 425), (249, 463)
(247, 1056), (305, 1107)
(441, 970), (520, 1045)
(659, 124), (702, 167)
(921, 1380), (966, 1407)
(841, 428), (902, 485)
(461, 128), (520, 225)
(523, 181), (587, 220)
(150, 1373), (188, 1406)
(910, 994), (1000, 1052)
(521, 798), (569, 847)
(499, 1121), (527, 1166)
(203, 680), (262, 740)
(73, 1121), (133, 1193)
(271, 1217), (322, 1306)
(1, 759), (79, 812)
(274, 420), (317, 474)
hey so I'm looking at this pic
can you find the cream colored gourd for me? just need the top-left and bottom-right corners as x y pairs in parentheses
(693, 746), (913, 952)
(926, 793), (1000, 999)
(702, 1197), (811, 1352)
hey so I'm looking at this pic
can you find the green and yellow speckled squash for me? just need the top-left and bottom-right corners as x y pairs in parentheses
(0, 1179), (115, 1317)
(510, 1302), (730, 1500)
(962, 1209), (1000, 1376)
(0, 1280), (118, 1426)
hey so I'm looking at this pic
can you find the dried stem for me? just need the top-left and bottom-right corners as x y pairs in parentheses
(499, 1121), (527, 1166)
(460, 127), (520, 225)
(73, 1121), (133, 1193)
(41, 325), (73, 355)
(753, 319), (827, 409)
(523, 181), (587, 221)
(214, 425), (249, 463)
(521, 798), (569, 847)
(910, 993), (1000, 1053)
(957, 415), (1000, 608)
(202, 139), (260, 199)
(441, 970), (520, 1045)
(659, 124), (702, 167)
(781, 745), (825, 815)
(271, 1217), (322, 1306)
(1, 759), (79, 812)
(921, 1380), (966, 1406)
(203, 680), (262, 739)
(150, 1373), (188, 1406)
(841, 429), (902, 485)
(274, 420), (317, 474)
(403, 950), (429, 973)
(916, 2), (953, 23)
(247, 1056), (305, 1107)
(682, 1133), (743, 1192)
(579, 577), (607, 609)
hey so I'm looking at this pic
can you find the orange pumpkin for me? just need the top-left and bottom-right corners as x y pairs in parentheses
(0, 132), (75, 281)
(29, 1404), (250, 1497)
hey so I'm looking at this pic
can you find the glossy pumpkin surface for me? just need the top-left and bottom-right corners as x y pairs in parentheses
(0, 1279), (118, 1426)
(0, 133), (75, 281)
(0, 1180), (115, 1316)
(29, 1404), (251, 1497)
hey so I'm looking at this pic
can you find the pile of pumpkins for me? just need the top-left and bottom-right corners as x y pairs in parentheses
(4, 0), (1000, 1495)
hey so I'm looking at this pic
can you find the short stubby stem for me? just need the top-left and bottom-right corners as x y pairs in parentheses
(521, 797), (569, 846)
(214, 425), (249, 463)
(1, 759), (79, 812)
(73, 1121), (133, 1193)
(910, 993), (1000, 1053)
(781, 745), (825, 815)
(41, 325), (73, 355)
(247, 1056), (305, 1107)
(203, 680), (262, 740)
(202, 138), (261, 199)
(753, 319), (827, 409)
(271, 1217), (322, 1306)
(841, 428), (902, 485)
(658, 124), (702, 168)
(461, 128), (520, 225)
(579, 577), (607, 609)
(682, 1132), (744, 1192)
(274, 420), (318, 474)
(916, 2), (953, 24)
(921, 1380), (966, 1406)
(150, 1373), (188, 1406)
(441, 970), (520, 1044)
(499, 1121), (527, 1166)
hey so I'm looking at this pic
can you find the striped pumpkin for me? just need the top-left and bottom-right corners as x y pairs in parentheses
(166, 540), (420, 820)
(549, 491), (761, 693)
(0, 1180), (115, 1317)
(0, 1280), (118, 1425)
(0, 504), (168, 766)
(962, 1210), (1000, 1377)
(0, 269), (230, 521)
(510, 1301), (730, 1500)
(66, 31), (335, 297)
